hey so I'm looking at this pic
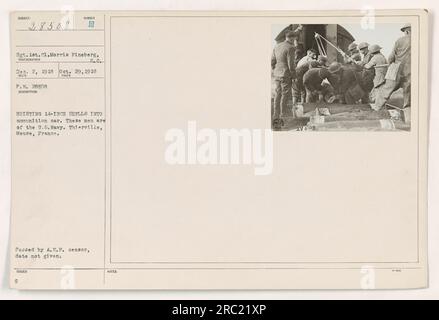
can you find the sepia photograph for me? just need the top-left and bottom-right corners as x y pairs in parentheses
(3, 6), (432, 297)
(271, 23), (412, 131)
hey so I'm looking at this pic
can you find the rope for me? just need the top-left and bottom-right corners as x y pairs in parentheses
(314, 32), (355, 63)
(315, 34), (327, 57)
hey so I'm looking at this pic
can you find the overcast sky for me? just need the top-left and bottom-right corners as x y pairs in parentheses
(341, 23), (407, 58)
(272, 23), (408, 59)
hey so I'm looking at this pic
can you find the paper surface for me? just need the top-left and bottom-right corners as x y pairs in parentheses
(10, 10), (429, 289)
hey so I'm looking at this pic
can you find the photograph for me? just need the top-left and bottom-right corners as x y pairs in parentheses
(271, 23), (412, 131)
